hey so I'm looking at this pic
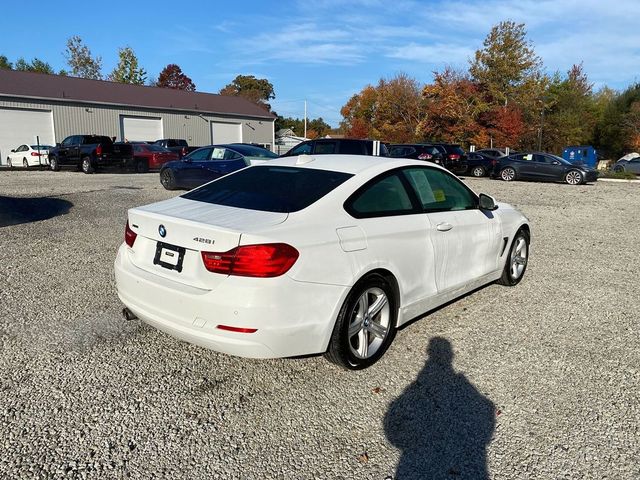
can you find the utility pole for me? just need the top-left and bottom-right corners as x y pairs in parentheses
(304, 100), (307, 139)
(538, 98), (546, 151)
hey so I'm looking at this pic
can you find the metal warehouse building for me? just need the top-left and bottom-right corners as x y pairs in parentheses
(0, 69), (276, 165)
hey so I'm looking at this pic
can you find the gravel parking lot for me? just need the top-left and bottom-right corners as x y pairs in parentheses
(1, 169), (639, 479)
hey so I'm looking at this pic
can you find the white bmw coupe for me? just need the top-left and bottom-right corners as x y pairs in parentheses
(115, 154), (530, 369)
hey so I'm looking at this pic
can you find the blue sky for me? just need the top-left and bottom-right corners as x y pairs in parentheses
(2, 0), (638, 126)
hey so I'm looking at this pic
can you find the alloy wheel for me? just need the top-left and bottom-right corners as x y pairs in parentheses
(566, 171), (582, 185)
(472, 166), (485, 177)
(501, 168), (515, 181)
(347, 287), (391, 360)
(510, 236), (528, 280)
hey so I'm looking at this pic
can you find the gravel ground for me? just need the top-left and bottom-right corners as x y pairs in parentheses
(0, 169), (638, 479)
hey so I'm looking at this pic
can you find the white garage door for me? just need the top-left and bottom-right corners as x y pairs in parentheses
(0, 108), (55, 166)
(120, 116), (163, 142)
(210, 121), (242, 144)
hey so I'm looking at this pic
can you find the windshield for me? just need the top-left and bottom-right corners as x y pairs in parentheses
(181, 166), (352, 213)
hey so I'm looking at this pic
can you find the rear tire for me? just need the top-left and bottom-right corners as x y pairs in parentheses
(160, 169), (176, 190)
(81, 156), (94, 174)
(613, 165), (624, 173)
(500, 167), (516, 182)
(498, 229), (529, 286)
(49, 156), (60, 171)
(471, 166), (485, 177)
(325, 273), (397, 370)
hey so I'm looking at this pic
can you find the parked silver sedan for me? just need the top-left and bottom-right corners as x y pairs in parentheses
(612, 157), (640, 175)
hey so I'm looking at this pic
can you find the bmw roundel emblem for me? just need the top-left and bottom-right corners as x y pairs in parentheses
(158, 224), (166, 238)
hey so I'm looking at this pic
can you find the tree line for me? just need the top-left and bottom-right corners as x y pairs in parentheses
(340, 21), (638, 159)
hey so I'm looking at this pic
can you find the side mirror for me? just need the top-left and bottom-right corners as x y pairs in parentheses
(479, 193), (498, 211)
(10, 149), (15, 153)
(552, 161), (560, 165)
(182, 157), (191, 162)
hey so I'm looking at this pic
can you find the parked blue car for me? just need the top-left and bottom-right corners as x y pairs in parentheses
(159, 144), (278, 190)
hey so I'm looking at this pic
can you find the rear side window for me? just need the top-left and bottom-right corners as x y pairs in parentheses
(346, 173), (415, 218)
(182, 166), (352, 213)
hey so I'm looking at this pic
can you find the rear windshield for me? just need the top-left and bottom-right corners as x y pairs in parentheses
(31, 145), (53, 150)
(181, 166), (353, 213)
(83, 136), (113, 145)
(229, 144), (278, 158)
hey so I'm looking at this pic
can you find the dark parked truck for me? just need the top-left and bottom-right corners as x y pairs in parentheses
(153, 139), (198, 158)
(48, 135), (134, 174)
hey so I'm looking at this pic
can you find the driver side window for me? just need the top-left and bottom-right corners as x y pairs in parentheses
(403, 167), (477, 212)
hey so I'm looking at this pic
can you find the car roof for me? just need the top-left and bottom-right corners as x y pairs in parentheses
(259, 154), (442, 175)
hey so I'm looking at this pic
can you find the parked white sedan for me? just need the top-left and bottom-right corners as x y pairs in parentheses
(6, 144), (52, 167)
(115, 155), (530, 369)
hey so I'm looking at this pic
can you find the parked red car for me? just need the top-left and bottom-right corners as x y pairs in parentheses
(132, 144), (178, 172)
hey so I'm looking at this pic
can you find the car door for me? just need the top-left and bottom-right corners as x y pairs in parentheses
(195, 147), (245, 186)
(628, 158), (640, 174)
(10, 145), (26, 164)
(402, 167), (502, 293)
(179, 147), (213, 187)
(57, 136), (75, 165)
(345, 171), (438, 320)
(535, 154), (563, 181)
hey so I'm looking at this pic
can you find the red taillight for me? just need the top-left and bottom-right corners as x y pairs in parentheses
(418, 153), (432, 160)
(216, 325), (258, 334)
(201, 243), (299, 278)
(491, 159), (497, 166)
(125, 221), (137, 247)
(30, 151), (42, 156)
(96, 144), (103, 156)
(448, 154), (460, 161)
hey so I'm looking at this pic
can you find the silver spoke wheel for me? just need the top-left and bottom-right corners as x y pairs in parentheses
(347, 287), (390, 360)
(472, 166), (484, 177)
(501, 168), (515, 181)
(566, 171), (582, 185)
(510, 237), (528, 280)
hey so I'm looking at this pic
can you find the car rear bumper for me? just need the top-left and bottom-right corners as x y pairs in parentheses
(114, 244), (347, 359)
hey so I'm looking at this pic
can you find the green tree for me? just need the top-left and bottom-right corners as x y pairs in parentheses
(220, 75), (275, 110)
(0, 55), (12, 70)
(275, 116), (331, 138)
(109, 47), (146, 85)
(543, 64), (598, 152)
(64, 36), (102, 79)
(469, 21), (543, 107)
(14, 57), (56, 74)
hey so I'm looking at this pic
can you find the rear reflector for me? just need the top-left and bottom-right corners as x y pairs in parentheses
(448, 154), (460, 161)
(201, 243), (299, 278)
(216, 325), (258, 334)
(96, 144), (103, 156)
(125, 221), (137, 247)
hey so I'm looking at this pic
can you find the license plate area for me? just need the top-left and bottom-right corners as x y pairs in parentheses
(153, 241), (186, 272)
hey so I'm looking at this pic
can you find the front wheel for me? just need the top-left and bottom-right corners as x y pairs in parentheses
(500, 167), (516, 182)
(160, 169), (176, 190)
(471, 166), (485, 177)
(81, 156), (94, 174)
(613, 165), (624, 173)
(135, 159), (149, 173)
(23, 158), (29, 168)
(325, 274), (397, 370)
(498, 230), (529, 286)
(7, 158), (12, 169)
(565, 170), (583, 185)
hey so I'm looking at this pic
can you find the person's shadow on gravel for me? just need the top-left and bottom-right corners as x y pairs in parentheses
(384, 337), (496, 480)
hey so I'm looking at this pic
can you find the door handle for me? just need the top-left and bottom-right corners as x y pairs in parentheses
(436, 223), (453, 232)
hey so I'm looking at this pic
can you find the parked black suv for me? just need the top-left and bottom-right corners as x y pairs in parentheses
(281, 138), (389, 157)
(429, 143), (467, 173)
